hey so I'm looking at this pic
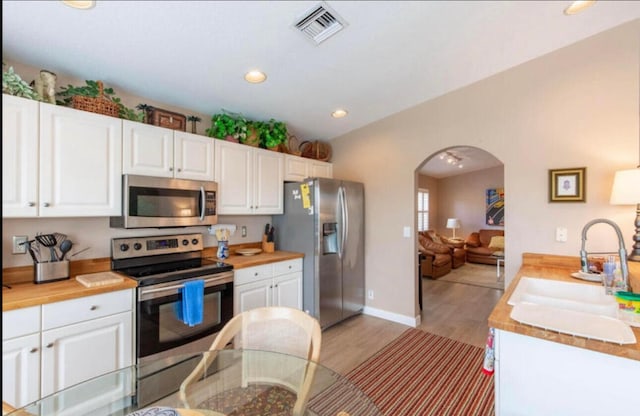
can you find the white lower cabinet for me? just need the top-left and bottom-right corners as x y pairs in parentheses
(1, 290), (134, 408)
(495, 329), (640, 416)
(234, 259), (302, 314)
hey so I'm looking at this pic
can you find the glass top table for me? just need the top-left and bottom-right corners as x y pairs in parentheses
(8, 349), (381, 416)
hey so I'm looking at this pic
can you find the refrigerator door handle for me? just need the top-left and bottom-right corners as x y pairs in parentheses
(338, 186), (348, 259)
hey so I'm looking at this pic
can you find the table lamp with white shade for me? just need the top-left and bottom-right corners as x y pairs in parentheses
(610, 166), (640, 262)
(446, 218), (461, 239)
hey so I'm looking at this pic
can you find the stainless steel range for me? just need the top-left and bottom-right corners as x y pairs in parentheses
(111, 233), (234, 405)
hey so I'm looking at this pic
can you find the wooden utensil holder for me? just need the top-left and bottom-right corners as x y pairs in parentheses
(262, 236), (275, 253)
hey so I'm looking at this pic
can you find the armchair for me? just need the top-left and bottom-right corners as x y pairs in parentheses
(418, 230), (466, 279)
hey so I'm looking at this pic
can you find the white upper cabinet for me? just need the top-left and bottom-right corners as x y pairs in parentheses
(39, 103), (123, 217)
(214, 140), (283, 214)
(122, 121), (214, 181)
(2, 96), (122, 218)
(2, 95), (39, 217)
(283, 154), (333, 181)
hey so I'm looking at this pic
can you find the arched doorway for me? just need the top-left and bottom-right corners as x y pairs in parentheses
(415, 146), (504, 347)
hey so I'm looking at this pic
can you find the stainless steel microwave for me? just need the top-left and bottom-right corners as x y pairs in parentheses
(110, 175), (218, 229)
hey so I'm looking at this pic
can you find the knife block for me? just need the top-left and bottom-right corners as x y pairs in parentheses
(262, 236), (275, 253)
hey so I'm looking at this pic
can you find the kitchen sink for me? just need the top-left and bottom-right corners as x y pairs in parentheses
(508, 277), (636, 344)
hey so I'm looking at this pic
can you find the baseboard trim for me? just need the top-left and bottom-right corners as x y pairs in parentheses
(363, 306), (419, 327)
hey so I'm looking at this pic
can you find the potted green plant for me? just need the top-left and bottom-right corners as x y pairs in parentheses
(2, 63), (41, 100)
(206, 111), (248, 143)
(257, 118), (288, 150)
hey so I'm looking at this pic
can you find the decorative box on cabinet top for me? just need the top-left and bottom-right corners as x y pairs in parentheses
(148, 107), (186, 131)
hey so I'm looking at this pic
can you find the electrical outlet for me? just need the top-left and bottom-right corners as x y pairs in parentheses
(403, 226), (411, 238)
(367, 290), (374, 300)
(12, 236), (28, 254)
(241, 226), (247, 237)
(555, 227), (568, 242)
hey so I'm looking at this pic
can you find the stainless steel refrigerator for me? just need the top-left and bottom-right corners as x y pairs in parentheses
(273, 178), (365, 329)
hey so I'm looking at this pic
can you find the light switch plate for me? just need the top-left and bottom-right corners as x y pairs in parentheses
(403, 226), (411, 238)
(555, 227), (568, 242)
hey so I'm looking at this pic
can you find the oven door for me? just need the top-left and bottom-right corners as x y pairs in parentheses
(137, 272), (233, 362)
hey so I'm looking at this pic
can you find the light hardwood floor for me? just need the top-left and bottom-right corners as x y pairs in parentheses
(319, 269), (504, 375)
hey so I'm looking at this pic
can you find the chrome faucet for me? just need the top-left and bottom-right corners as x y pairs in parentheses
(580, 218), (629, 291)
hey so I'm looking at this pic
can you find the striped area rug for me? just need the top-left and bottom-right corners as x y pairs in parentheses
(308, 328), (495, 415)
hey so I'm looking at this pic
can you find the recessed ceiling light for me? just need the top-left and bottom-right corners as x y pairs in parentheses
(563, 0), (597, 15)
(244, 70), (267, 84)
(62, 0), (96, 9)
(331, 109), (348, 118)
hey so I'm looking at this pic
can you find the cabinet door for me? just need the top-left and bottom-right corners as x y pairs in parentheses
(283, 155), (309, 182)
(215, 140), (253, 214)
(174, 131), (215, 181)
(272, 273), (303, 310)
(39, 103), (122, 216)
(254, 148), (284, 214)
(41, 311), (132, 397)
(234, 280), (271, 314)
(122, 120), (174, 178)
(309, 160), (333, 178)
(2, 95), (39, 217)
(2, 333), (40, 408)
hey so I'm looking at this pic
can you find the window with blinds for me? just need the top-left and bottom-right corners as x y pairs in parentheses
(417, 189), (429, 231)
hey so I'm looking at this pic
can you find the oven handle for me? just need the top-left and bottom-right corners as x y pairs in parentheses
(139, 274), (233, 297)
(199, 186), (206, 221)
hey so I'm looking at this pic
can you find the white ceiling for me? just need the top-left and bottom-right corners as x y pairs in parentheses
(419, 146), (503, 179)
(3, 1), (639, 149)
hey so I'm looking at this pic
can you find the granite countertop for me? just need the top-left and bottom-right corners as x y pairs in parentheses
(488, 253), (640, 361)
(2, 250), (304, 312)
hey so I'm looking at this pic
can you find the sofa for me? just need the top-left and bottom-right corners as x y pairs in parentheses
(464, 229), (504, 265)
(418, 230), (466, 279)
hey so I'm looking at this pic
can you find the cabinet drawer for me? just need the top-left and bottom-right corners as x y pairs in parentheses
(42, 289), (133, 330)
(234, 264), (274, 286)
(273, 258), (303, 275)
(3, 306), (41, 340)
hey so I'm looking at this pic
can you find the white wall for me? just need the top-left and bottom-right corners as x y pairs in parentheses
(331, 21), (640, 322)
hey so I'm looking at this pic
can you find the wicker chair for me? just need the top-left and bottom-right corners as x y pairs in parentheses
(179, 307), (322, 416)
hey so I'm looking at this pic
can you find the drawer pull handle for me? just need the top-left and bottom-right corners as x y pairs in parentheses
(254, 272), (258, 276)
(46, 343), (54, 348)
(288, 265), (292, 269)
(90, 305), (98, 311)
(28, 202), (36, 207)
(43, 202), (50, 207)
(30, 348), (38, 353)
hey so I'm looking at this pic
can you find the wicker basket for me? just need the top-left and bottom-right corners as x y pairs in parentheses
(300, 140), (332, 162)
(71, 81), (120, 118)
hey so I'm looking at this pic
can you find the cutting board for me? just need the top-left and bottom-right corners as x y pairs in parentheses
(76, 271), (125, 288)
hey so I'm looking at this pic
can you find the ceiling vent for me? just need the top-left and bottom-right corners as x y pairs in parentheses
(294, 2), (348, 45)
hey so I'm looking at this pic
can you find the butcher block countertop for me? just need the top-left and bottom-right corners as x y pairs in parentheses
(488, 253), (640, 361)
(210, 250), (304, 269)
(2, 248), (303, 312)
(2, 272), (137, 312)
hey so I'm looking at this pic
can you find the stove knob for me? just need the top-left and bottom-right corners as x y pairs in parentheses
(182, 239), (189, 246)
(133, 243), (142, 250)
(119, 243), (130, 252)
(192, 238), (199, 245)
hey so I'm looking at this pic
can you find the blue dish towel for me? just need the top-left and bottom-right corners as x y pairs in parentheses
(180, 279), (204, 327)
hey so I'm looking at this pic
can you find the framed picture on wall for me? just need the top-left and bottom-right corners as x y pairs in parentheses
(486, 188), (504, 226)
(549, 167), (586, 202)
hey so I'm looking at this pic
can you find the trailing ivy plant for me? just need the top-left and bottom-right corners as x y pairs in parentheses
(56, 80), (144, 121)
(2, 64), (41, 100)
